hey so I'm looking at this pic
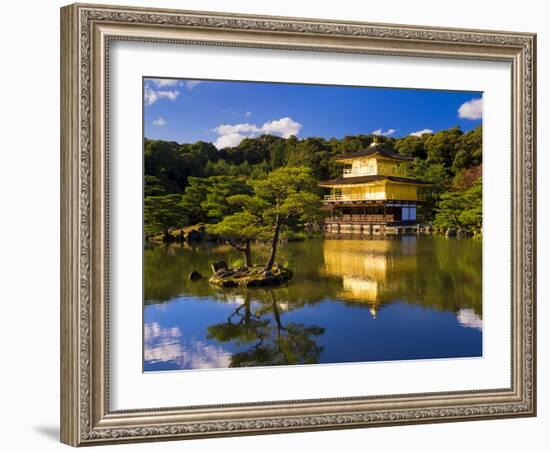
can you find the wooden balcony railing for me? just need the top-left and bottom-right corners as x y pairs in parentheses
(342, 167), (407, 178)
(324, 193), (425, 202)
(326, 214), (397, 223)
(324, 193), (382, 201)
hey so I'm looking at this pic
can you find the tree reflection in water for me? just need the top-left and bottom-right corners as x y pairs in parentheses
(207, 289), (325, 367)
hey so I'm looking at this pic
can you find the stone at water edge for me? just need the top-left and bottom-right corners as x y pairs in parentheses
(188, 270), (202, 281)
(211, 261), (228, 274)
(187, 229), (203, 241)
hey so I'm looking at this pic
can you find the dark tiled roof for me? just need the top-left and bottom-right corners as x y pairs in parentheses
(319, 175), (430, 186)
(334, 146), (412, 161)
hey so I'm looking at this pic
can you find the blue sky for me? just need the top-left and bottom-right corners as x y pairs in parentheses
(143, 78), (482, 148)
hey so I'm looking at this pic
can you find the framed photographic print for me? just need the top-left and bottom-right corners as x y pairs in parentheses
(60, 3), (536, 446)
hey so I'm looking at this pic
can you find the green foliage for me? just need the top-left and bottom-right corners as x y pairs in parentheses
(286, 137), (332, 179)
(207, 211), (266, 266)
(269, 139), (288, 169)
(256, 167), (323, 268)
(200, 176), (253, 221)
(424, 126), (463, 167)
(144, 125), (483, 235)
(178, 177), (211, 225)
(207, 167), (322, 268)
(250, 167), (323, 232)
(403, 160), (450, 222)
(144, 139), (218, 193)
(398, 126), (482, 227)
(394, 135), (428, 159)
(456, 125), (482, 167)
(144, 194), (184, 238)
(208, 211), (268, 243)
(178, 175), (254, 226)
(145, 125), (481, 193)
(433, 178), (482, 231)
(329, 134), (372, 154)
(144, 175), (166, 197)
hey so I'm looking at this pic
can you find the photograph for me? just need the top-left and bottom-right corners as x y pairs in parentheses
(142, 78), (483, 371)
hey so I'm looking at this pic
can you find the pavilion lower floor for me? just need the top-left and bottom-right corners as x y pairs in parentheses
(324, 201), (418, 226)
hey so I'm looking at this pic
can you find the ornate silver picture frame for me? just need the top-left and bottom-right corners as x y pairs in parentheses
(60, 3), (536, 446)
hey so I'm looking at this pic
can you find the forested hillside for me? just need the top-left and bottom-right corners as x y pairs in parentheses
(144, 125), (483, 238)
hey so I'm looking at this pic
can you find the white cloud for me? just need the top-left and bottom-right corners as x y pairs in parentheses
(213, 116), (303, 149)
(458, 98), (483, 120)
(148, 78), (179, 87)
(261, 117), (302, 138)
(147, 78), (205, 90)
(214, 133), (248, 149)
(245, 111), (252, 117)
(214, 123), (259, 135)
(144, 87), (180, 106)
(409, 128), (434, 137)
(184, 80), (204, 90)
(371, 128), (396, 136)
(152, 117), (167, 126)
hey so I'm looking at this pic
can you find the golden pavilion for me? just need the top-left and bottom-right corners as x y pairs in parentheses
(319, 141), (429, 233)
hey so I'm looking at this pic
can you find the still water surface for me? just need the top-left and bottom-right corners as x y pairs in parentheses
(144, 236), (482, 371)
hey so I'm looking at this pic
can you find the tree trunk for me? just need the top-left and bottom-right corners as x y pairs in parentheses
(244, 296), (251, 324)
(244, 240), (252, 267)
(227, 239), (253, 267)
(264, 218), (281, 271)
(271, 295), (283, 351)
(271, 295), (284, 332)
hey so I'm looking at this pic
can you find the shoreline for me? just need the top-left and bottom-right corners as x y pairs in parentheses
(147, 223), (482, 245)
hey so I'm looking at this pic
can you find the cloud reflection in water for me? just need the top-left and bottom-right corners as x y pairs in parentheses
(456, 308), (482, 331)
(144, 321), (231, 369)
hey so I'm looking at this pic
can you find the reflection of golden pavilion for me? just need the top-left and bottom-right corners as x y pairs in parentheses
(322, 239), (418, 316)
(341, 278), (380, 317)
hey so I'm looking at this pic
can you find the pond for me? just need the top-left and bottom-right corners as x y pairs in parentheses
(144, 235), (482, 371)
